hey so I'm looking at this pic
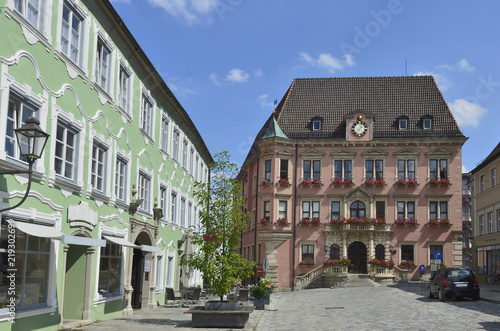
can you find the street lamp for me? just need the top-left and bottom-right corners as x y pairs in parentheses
(0, 117), (49, 213)
(389, 243), (397, 256)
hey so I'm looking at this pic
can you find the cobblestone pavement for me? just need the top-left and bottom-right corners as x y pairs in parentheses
(76, 283), (500, 331)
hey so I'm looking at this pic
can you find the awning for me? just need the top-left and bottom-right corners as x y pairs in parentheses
(13, 221), (64, 239)
(103, 235), (139, 248)
(141, 245), (161, 253)
(61, 235), (106, 247)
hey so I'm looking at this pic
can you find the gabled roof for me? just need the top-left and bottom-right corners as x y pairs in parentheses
(470, 142), (500, 174)
(271, 76), (464, 140)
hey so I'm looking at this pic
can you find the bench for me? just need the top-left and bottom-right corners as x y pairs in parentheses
(184, 306), (254, 328)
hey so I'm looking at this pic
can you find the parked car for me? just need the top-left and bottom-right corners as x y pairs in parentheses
(426, 267), (480, 301)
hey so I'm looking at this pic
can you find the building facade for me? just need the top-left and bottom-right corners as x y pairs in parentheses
(0, 0), (211, 330)
(239, 77), (467, 291)
(470, 142), (500, 280)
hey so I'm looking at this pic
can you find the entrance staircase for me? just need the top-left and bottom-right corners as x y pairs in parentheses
(296, 265), (382, 290)
(343, 274), (375, 288)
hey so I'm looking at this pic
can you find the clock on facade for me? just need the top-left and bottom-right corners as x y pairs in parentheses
(351, 119), (368, 137)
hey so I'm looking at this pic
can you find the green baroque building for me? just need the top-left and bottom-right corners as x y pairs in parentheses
(0, 0), (212, 329)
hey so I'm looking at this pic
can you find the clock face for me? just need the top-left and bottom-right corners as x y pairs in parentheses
(351, 121), (368, 137)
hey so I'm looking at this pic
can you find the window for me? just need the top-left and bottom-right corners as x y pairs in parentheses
(366, 160), (383, 179)
(55, 120), (77, 180)
(278, 200), (287, 219)
(429, 201), (448, 220)
(479, 215), (484, 235)
(397, 201), (415, 219)
(491, 168), (497, 188)
(331, 201), (340, 220)
(497, 210), (500, 233)
(480, 175), (485, 193)
(159, 185), (167, 220)
(115, 157), (127, 202)
(190, 149), (194, 175)
(334, 160), (352, 180)
(180, 198), (186, 227)
(312, 120), (321, 131)
(329, 244), (340, 260)
(263, 201), (270, 219)
(98, 243), (122, 297)
(156, 254), (164, 292)
(95, 38), (111, 93)
(137, 172), (151, 213)
(375, 244), (385, 260)
(397, 159), (415, 180)
(257, 243), (261, 265)
(140, 94), (153, 138)
(302, 201), (320, 219)
(171, 192), (177, 224)
(401, 244), (414, 262)
(173, 129), (180, 162)
(195, 156), (199, 181)
(118, 65), (131, 113)
(6, 93), (37, 161)
(350, 201), (365, 218)
(488, 212), (494, 234)
(61, 1), (83, 65)
(423, 118), (432, 130)
(399, 119), (408, 130)
(91, 143), (106, 192)
(14, 0), (44, 30)
(280, 159), (288, 180)
(264, 160), (272, 181)
(182, 140), (188, 168)
(429, 159), (447, 179)
(376, 201), (385, 219)
(160, 117), (169, 153)
(429, 245), (443, 265)
(303, 160), (320, 180)
(301, 244), (314, 263)
(0, 221), (50, 310)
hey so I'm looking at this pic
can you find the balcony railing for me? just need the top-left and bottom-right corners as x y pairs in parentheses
(325, 224), (392, 232)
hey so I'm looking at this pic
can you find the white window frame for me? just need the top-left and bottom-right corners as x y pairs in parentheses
(396, 200), (416, 220)
(399, 119), (408, 130)
(159, 184), (168, 221)
(8, 0), (53, 47)
(491, 168), (496, 188)
(173, 128), (180, 162)
(160, 115), (169, 154)
(429, 199), (448, 221)
(91, 141), (107, 193)
(312, 120), (321, 131)
(190, 148), (194, 175)
(114, 155), (128, 204)
(140, 92), (154, 139)
(423, 118), (432, 130)
(155, 252), (165, 293)
(118, 63), (132, 115)
(171, 191), (178, 225)
(180, 197), (186, 227)
(138, 171), (152, 213)
(479, 214), (485, 236)
(59, 0), (87, 69)
(94, 36), (113, 95)
(54, 119), (78, 182)
(302, 200), (320, 219)
(188, 201), (193, 227)
(278, 200), (288, 219)
(488, 211), (494, 234)
(480, 174), (485, 193)
(182, 139), (188, 169)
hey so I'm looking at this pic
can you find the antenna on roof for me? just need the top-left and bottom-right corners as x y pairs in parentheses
(274, 99), (277, 106)
(405, 51), (407, 76)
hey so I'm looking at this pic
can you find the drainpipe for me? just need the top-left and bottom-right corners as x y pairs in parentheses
(254, 158), (259, 283)
(291, 144), (298, 290)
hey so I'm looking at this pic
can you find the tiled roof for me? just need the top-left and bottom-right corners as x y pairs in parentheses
(269, 76), (464, 140)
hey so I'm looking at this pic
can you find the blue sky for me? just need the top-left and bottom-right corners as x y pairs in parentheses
(110, 0), (500, 171)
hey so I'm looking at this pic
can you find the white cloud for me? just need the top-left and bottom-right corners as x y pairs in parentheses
(148, 0), (218, 25)
(225, 68), (249, 83)
(253, 69), (264, 77)
(209, 73), (221, 86)
(449, 98), (487, 126)
(257, 94), (275, 108)
(300, 52), (355, 74)
(457, 59), (475, 72)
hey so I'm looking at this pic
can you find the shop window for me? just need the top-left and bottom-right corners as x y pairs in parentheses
(98, 243), (122, 297)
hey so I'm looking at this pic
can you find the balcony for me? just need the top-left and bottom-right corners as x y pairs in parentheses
(324, 223), (392, 233)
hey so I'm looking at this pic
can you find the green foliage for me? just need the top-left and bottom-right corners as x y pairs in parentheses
(250, 284), (267, 299)
(180, 151), (255, 301)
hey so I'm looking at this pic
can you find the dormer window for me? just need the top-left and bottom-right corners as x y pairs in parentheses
(398, 115), (409, 131)
(421, 115), (433, 130)
(310, 116), (323, 131)
(313, 120), (321, 131)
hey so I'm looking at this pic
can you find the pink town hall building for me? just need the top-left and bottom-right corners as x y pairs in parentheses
(238, 76), (467, 291)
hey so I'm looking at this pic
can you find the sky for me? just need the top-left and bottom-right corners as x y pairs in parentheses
(110, 0), (500, 172)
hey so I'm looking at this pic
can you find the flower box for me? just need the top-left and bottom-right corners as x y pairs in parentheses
(393, 218), (418, 227)
(368, 258), (394, 269)
(261, 179), (272, 186)
(426, 218), (452, 227)
(299, 218), (321, 226)
(426, 178), (452, 188)
(331, 178), (354, 188)
(323, 257), (351, 266)
(394, 178), (418, 188)
(275, 218), (289, 226)
(260, 217), (271, 225)
(276, 178), (291, 187)
(298, 259), (314, 266)
(301, 178), (323, 187)
(363, 178), (386, 186)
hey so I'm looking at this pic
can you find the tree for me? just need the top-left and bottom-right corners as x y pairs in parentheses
(180, 151), (255, 301)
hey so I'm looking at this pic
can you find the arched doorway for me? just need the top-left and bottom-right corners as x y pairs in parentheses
(348, 241), (367, 274)
(131, 232), (152, 309)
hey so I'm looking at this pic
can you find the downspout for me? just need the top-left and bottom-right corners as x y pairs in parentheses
(291, 144), (298, 290)
(254, 158), (259, 282)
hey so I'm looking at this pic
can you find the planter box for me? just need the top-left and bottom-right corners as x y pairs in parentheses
(204, 301), (239, 310)
(254, 299), (265, 310)
(186, 306), (254, 328)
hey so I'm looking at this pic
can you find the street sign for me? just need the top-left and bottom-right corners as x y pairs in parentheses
(434, 259), (442, 265)
(433, 251), (442, 259)
(420, 265), (426, 274)
(264, 258), (269, 270)
(257, 268), (263, 275)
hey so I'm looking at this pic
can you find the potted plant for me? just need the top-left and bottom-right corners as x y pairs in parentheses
(250, 283), (267, 310)
(276, 218), (289, 226)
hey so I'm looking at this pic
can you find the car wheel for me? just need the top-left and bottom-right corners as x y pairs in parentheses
(426, 287), (434, 299)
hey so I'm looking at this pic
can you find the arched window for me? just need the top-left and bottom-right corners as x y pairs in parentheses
(375, 244), (385, 260)
(350, 201), (366, 218)
(330, 244), (340, 260)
